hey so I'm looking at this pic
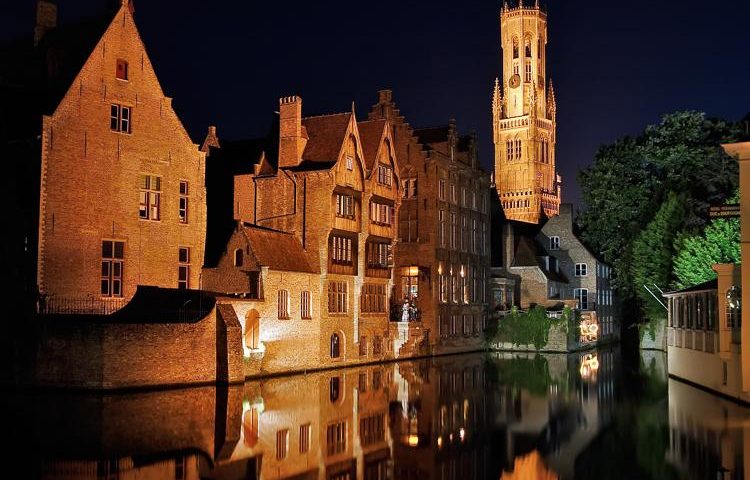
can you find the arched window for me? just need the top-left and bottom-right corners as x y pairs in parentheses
(512, 37), (519, 59)
(538, 38), (544, 59)
(234, 248), (243, 267)
(330, 333), (341, 358)
(245, 310), (260, 350)
(329, 377), (341, 402)
(525, 37), (532, 57)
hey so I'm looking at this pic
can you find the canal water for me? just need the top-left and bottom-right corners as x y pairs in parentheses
(6, 347), (748, 479)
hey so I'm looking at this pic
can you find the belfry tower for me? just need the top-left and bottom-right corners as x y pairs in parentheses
(493, 0), (560, 224)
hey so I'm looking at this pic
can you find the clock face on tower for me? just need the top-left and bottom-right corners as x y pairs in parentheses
(509, 74), (521, 89)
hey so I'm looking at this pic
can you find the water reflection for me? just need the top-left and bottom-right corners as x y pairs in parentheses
(10, 346), (750, 479)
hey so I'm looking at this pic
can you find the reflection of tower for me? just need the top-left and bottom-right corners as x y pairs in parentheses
(493, 0), (560, 224)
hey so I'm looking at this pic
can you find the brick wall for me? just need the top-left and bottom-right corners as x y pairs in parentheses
(37, 5), (206, 302)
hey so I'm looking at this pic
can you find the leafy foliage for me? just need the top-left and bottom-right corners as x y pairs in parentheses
(578, 111), (741, 318)
(631, 194), (686, 320)
(672, 218), (740, 289)
(495, 305), (572, 350)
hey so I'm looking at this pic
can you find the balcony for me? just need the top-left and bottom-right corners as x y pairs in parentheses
(391, 301), (421, 322)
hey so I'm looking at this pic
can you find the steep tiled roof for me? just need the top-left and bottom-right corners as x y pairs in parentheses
(301, 113), (351, 163)
(357, 119), (387, 171)
(241, 224), (317, 273)
(511, 235), (568, 283)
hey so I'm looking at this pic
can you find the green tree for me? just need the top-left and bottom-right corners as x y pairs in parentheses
(672, 218), (740, 289)
(578, 111), (741, 315)
(631, 194), (686, 320)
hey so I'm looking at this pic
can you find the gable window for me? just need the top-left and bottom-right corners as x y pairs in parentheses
(575, 263), (588, 277)
(331, 236), (352, 264)
(101, 240), (124, 297)
(178, 247), (190, 289)
(278, 289), (290, 319)
(116, 59), (129, 80)
(346, 155), (353, 170)
(574, 288), (589, 310)
(328, 282), (348, 313)
(110, 104), (131, 133)
(179, 181), (189, 224)
(301, 291), (312, 319)
(335, 194), (354, 218)
(377, 164), (392, 186)
(549, 236), (560, 250)
(234, 248), (243, 267)
(370, 201), (393, 226)
(139, 175), (161, 220)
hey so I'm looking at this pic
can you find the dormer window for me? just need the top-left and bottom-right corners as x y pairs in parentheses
(116, 59), (129, 80)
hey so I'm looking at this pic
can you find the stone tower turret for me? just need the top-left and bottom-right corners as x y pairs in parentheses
(493, 0), (560, 224)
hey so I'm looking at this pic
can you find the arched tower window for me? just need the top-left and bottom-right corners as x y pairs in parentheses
(525, 37), (532, 58)
(512, 37), (519, 59)
(538, 38), (544, 59)
(234, 248), (243, 267)
(330, 333), (341, 358)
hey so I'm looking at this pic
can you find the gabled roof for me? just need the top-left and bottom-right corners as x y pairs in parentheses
(301, 113), (352, 163)
(241, 224), (318, 274)
(511, 235), (568, 283)
(358, 119), (388, 171)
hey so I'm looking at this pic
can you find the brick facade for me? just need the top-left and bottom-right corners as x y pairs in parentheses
(36, 3), (206, 305)
(368, 90), (492, 355)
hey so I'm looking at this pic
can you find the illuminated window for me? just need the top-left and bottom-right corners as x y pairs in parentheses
(179, 181), (189, 224)
(336, 194), (354, 217)
(301, 291), (312, 319)
(138, 175), (161, 220)
(331, 236), (352, 264)
(116, 59), (128, 80)
(244, 310), (259, 350)
(178, 247), (190, 289)
(512, 37), (519, 59)
(328, 282), (348, 314)
(361, 284), (386, 313)
(277, 289), (290, 319)
(370, 201), (393, 225)
(101, 240), (124, 297)
(346, 155), (353, 170)
(377, 164), (392, 186)
(110, 104), (131, 133)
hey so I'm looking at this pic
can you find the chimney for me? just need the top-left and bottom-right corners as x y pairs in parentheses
(34, 0), (57, 46)
(278, 96), (305, 169)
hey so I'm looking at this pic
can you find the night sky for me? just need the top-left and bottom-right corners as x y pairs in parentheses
(3, 0), (749, 208)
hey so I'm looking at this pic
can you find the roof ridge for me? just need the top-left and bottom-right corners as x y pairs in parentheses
(241, 222), (295, 236)
(303, 112), (351, 120)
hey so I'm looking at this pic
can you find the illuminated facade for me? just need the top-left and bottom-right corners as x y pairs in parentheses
(34, 0), (206, 308)
(492, 0), (560, 224)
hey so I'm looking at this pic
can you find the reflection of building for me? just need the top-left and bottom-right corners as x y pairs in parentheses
(14, 1), (207, 310)
(492, 1), (560, 224)
(667, 378), (750, 479)
(368, 90), (492, 356)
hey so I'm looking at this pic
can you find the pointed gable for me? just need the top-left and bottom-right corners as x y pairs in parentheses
(300, 113), (352, 164)
(358, 119), (388, 172)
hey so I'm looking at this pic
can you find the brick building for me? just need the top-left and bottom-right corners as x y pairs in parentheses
(368, 90), (492, 355)
(204, 96), (401, 371)
(6, 1), (206, 312)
